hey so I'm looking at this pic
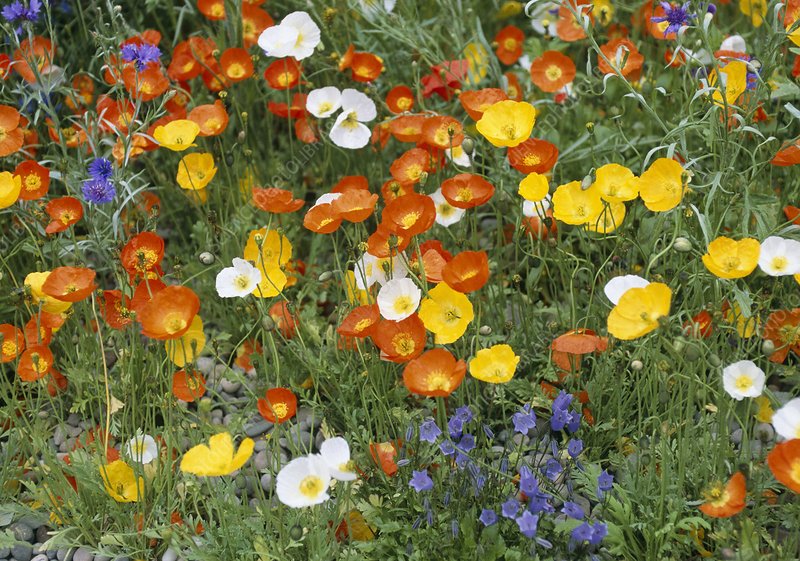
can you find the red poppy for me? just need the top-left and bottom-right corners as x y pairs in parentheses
(18, 345), (54, 382)
(371, 314), (426, 363)
(120, 231), (165, 280)
(386, 85), (414, 113)
(332, 190), (379, 223)
(508, 138), (559, 174)
(440, 173), (495, 209)
(122, 66), (170, 102)
(0, 54), (11, 80)
(332, 175), (369, 193)
(257, 387), (298, 424)
(13, 36), (55, 83)
(494, 25), (525, 65)
(598, 38), (645, 80)
(269, 301), (298, 339)
(167, 38), (213, 82)
(349, 52), (384, 82)
(188, 100), (229, 137)
(389, 115), (426, 143)
(421, 116), (464, 150)
(96, 95), (135, 134)
(504, 72), (523, 101)
(14, 160), (50, 201)
(234, 338), (262, 371)
(24, 316), (52, 347)
(264, 58), (302, 90)
(268, 93), (308, 120)
(47, 368), (68, 397)
(42, 267), (97, 302)
(785, 205), (800, 225)
(303, 204), (343, 234)
(421, 60), (468, 101)
(338, 305), (381, 339)
(556, 1), (593, 42)
(684, 310), (713, 339)
(390, 147), (431, 185)
(698, 472), (746, 518)
(0, 324), (24, 363)
(0, 105), (24, 157)
(442, 251), (489, 293)
(766, 439), (800, 493)
(220, 48), (254, 82)
(402, 348), (466, 397)
(763, 309), (800, 363)
(459, 88), (508, 121)
(369, 440), (401, 476)
(241, 4), (275, 49)
(771, 140), (800, 166)
(530, 51), (576, 93)
(45, 197), (83, 234)
(410, 240), (452, 283)
(381, 179), (414, 204)
(172, 370), (207, 402)
(522, 209), (558, 240)
(129, 278), (167, 316)
(382, 193), (436, 237)
(138, 285), (200, 340)
(551, 329), (608, 374)
(367, 224), (411, 258)
(252, 187), (305, 213)
(102, 290), (134, 330)
(198, 0), (226, 20)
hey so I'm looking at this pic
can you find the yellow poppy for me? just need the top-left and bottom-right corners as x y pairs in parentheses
(251, 265), (287, 298)
(180, 432), (254, 477)
(344, 270), (372, 305)
(469, 344), (519, 383)
(709, 60), (747, 107)
(607, 282), (672, 340)
(177, 153), (217, 190)
(166, 316), (205, 367)
(24, 272), (73, 314)
(418, 283), (474, 344)
(723, 300), (760, 338)
(153, 119), (200, 151)
(101, 460), (144, 503)
(585, 201), (626, 234)
(476, 100), (536, 148)
(739, 0), (767, 27)
(243, 228), (293, 268)
(593, 163), (639, 203)
(638, 158), (686, 212)
(0, 171), (21, 208)
(552, 180), (604, 225)
(463, 42), (490, 86)
(702, 237), (760, 279)
(518, 172), (549, 201)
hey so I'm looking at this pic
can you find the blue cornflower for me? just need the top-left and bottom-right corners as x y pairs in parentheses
(121, 42), (161, 71)
(419, 418), (441, 443)
(597, 469), (614, 499)
(82, 178), (116, 204)
(88, 157), (113, 181)
(567, 438), (584, 458)
(409, 469), (433, 492)
(516, 511), (539, 539)
(562, 501), (585, 520)
(2, 0), (41, 23)
(479, 508), (497, 527)
(650, 2), (695, 36)
(501, 498), (520, 519)
(512, 404), (537, 434)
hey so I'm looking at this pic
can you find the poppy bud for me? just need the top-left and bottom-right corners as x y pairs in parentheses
(198, 397), (213, 413)
(461, 137), (474, 153)
(318, 271), (334, 282)
(418, 171), (428, 187)
(581, 175), (592, 190)
(237, 130), (246, 143)
(479, 325), (492, 336)
(585, 122), (594, 134)
(672, 336), (686, 353)
(225, 153), (234, 166)
(762, 339), (775, 357)
(262, 315), (276, 331)
(198, 252), (215, 265)
(673, 237), (692, 252)
(707, 354), (721, 367)
(289, 525), (304, 540)
(684, 343), (700, 362)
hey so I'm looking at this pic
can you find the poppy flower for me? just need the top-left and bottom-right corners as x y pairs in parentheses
(369, 441), (401, 476)
(390, 147), (431, 185)
(459, 88), (508, 121)
(43, 197), (82, 234)
(556, 1), (592, 42)
(441, 173), (495, 209)
(367, 224), (411, 258)
(386, 85), (414, 113)
(177, 153), (217, 191)
(698, 472), (746, 518)
(702, 237), (760, 279)
(389, 115), (426, 143)
(593, 163), (639, 203)
(295, 117), (318, 143)
(638, 158), (686, 212)
(381, 179), (413, 204)
(332, 175), (369, 193)
(421, 116), (464, 150)
(101, 460), (144, 503)
(598, 38), (644, 80)
(771, 141), (800, 166)
(269, 93), (308, 120)
(14, 160), (49, 201)
(371, 314), (427, 363)
(530, 51), (576, 93)
(102, 290), (134, 330)
(242, 4), (274, 49)
(349, 52), (384, 82)
(198, 0), (226, 19)
(403, 348), (467, 397)
(167, 39), (208, 82)
(383, 193), (436, 236)
(551, 181), (603, 226)
(257, 387), (298, 424)
(264, 58), (302, 90)
(166, 316), (205, 367)
(785, 205), (800, 225)
(24, 316), (52, 347)
(442, 251), (489, 293)
(504, 71), (522, 100)
(269, 301), (298, 339)
(121, 232), (165, 279)
(41, 267), (97, 302)
(476, 100), (536, 147)
(329, 89), (378, 149)
(766, 439), (800, 493)
(24, 272), (72, 314)
(18, 345), (54, 382)
(220, 48), (254, 82)
(303, 203), (343, 234)
(338, 305), (381, 338)
(332, 189), (379, 222)
(684, 310), (714, 339)
(494, 25), (525, 65)
(551, 329), (608, 373)
(0, 105), (24, 158)
(469, 344), (519, 383)
(234, 339), (262, 371)
(243, 227), (293, 269)
(122, 66), (170, 102)
(763, 309), (800, 364)
(0, 171), (21, 209)
(418, 283), (474, 344)
(138, 285), (200, 340)
(252, 187), (305, 213)
(13, 36), (55, 83)
(180, 432), (254, 476)
(507, 138), (559, 174)
(607, 282), (672, 340)
(153, 119), (199, 151)
(523, 209), (558, 240)
(0, 324), (24, 363)
(421, 59), (468, 101)
(96, 95), (135, 134)
(708, 60), (747, 108)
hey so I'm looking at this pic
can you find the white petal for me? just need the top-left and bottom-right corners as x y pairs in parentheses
(772, 399), (800, 441)
(276, 455), (331, 508)
(720, 35), (746, 53)
(603, 275), (650, 305)
(257, 24), (299, 58)
(330, 113), (371, 149)
(281, 12), (321, 60)
(306, 86), (342, 118)
(722, 360), (765, 401)
(340, 89), (377, 122)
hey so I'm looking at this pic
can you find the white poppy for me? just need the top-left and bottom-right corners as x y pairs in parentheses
(329, 89), (377, 149)
(377, 278), (421, 321)
(354, 253), (381, 290)
(374, 254), (409, 286)
(126, 433), (158, 464)
(445, 145), (471, 168)
(358, 0), (396, 17)
(430, 189), (466, 227)
(720, 35), (746, 53)
(758, 236), (800, 277)
(216, 258), (262, 298)
(722, 360), (765, 401)
(306, 87), (342, 119)
(311, 192), (343, 210)
(522, 196), (551, 219)
(603, 275), (650, 305)
(257, 11), (321, 60)
(319, 437), (357, 481)
(528, 2), (559, 36)
(276, 454), (331, 508)
(772, 398), (800, 441)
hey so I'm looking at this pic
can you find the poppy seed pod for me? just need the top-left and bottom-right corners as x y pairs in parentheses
(479, 325), (492, 336)
(198, 252), (215, 265)
(630, 359), (644, 371)
(318, 271), (334, 282)
(762, 339), (776, 357)
(461, 137), (474, 153)
(673, 237), (692, 252)
(707, 354), (721, 367)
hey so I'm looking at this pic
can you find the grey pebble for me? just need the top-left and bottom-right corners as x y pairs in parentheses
(72, 547), (93, 561)
(32, 555), (49, 561)
(260, 473), (273, 491)
(245, 420), (273, 438)
(161, 548), (177, 561)
(35, 526), (50, 543)
(195, 357), (215, 375)
(112, 557), (130, 561)
(11, 544), (33, 561)
(95, 556), (111, 561)
(0, 548), (9, 559)
(37, 410), (49, 419)
(60, 438), (76, 453)
(253, 439), (267, 452)
(56, 548), (73, 561)
(66, 414), (81, 427)
(10, 522), (34, 543)
(211, 417), (223, 426)
(210, 409), (223, 420)
(220, 378), (241, 394)
(66, 426), (83, 438)
(314, 431), (325, 450)
(730, 428), (743, 444)
(222, 414), (234, 426)
(253, 451), (269, 471)
(53, 427), (66, 447)
(756, 423), (775, 442)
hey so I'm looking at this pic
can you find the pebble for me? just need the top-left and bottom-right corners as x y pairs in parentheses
(260, 473), (273, 491)
(245, 420), (273, 438)
(35, 526), (50, 543)
(253, 439), (267, 452)
(37, 410), (49, 419)
(11, 544), (33, 561)
(53, 425), (67, 446)
(210, 409), (223, 420)
(10, 522), (34, 543)
(195, 357), (215, 375)
(161, 548), (177, 561)
(72, 548), (93, 561)
(730, 428), (743, 444)
(32, 555), (49, 561)
(314, 431), (325, 450)
(95, 556), (111, 561)
(113, 557), (130, 561)
(211, 417), (223, 426)
(66, 426), (83, 438)
(756, 423), (775, 442)
(56, 548), (73, 561)
(66, 414), (81, 427)
(222, 414), (234, 426)
(220, 378), (242, 394)
(253, 451), (269, 471)
(61, 438), (76, 453)
(0, 548), (9, 559)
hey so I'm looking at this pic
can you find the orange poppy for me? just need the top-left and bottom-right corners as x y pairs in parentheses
(138, 285), (200, 340)
(556, 1), (593, 42)
(120, 231), (165, 280)
(201, 60), (229, 93)
(785, 205), (800, 225)
(332, 190), (379, 222)
(523, 209), (558, 240)
(47, 368), (68, 397)
(332, 175), (369, 193)
(18, 345), (54, 382)
(46, 120), (87, 149)
(387, 85), (415, 113)
(102, 290), (134, 330)
(338, 305), (381, 339)
(188, 100), (229, 137)
(504, 71), (523, 101)
(129, 278), (167, 316)
(698, 472), (746, 518)
(96, 95), (135, 134)
(198, 0), (226, 20)
(350, 52), (384, 83)
(763, 309), (800, 364)
(598, 38), (645, 80)
(371, 121), (391, 149)
(234, 338), (262, 371)
(530, 51), (576, 93)
(402, 348), (466, 397)
(459, 88), (508, 121)
(766, 439), (800, 493)
(508, 138), (559, 174)
(167, 39), (211, 82)
(24, 316), (52, 347)
(252, 187), (305, 213)
(421, 116), (464, 150)
(267, 93), (308, 119)
(771, 141), (800, 166)
(442, 251), (489, 293)
(381, 179), (414, 204)
(495, 25), (525, 65)
(440, 173), (495, 209)
(382, 193), (436, 236)
(264, 58), (302, 90)
(390, 147), (431, 185)
(220, 48), (254, 82)
(166, 84), (192, 114)
(0, 324), (24, 363)
(684, 310), (713, 339)
(269, 301), (298, 339)
(295, 117), (317, 143)
(410, 240), (452, 283)
(13, 36), (54, 83)
(303, 203), (343, 234)
(44, 197), (83, 234)
(257, 387), (298, 424)
(0, 105), (24, 157)
(367, 224), (411, 258)
(371, 314), (426, 363)
(241, 4), (274, 49)
(645, 2), (677, 40)
(389, 115), (426, 143)
(551, 328), (608, 373)
(0, 54), (11, 81)
(369, 440), (401, 477)
(41, 267), (97, 303)
(14, 160), (49, 201)
(172, 370), (207, 402)
(122, 66), (170, 102)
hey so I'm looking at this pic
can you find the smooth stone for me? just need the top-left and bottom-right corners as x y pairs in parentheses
(222, 414), (234, 426)
(35, 526), (50, 543)
(11, 544), (33, 561)
(253, 451), (268, 471)
(112, 557), (130, 561)
(195, 357), (215, 375)
(730, 428), (743, 444)
(95, 556), (111, 561)
(78, 421), (92, 430)
(37, 410), (49, 419)
(32, 555), (49, 561)
(53, 427), (66, 447)
(253, 440), (267, 452)
(260, 473), (273, 491)
(0, 547), (9, 558)
(756, 423), (775, 442)
(60, 438), (76, 453)
(211, 417), (223, 426)
(245, 420), (273, 438)
(10, 523), (34, 543)
(33, 544), (44, 555)
(210, 409), (223, 419)
(56, 549), (73, 561)
(66, 426), (83, 438)
(220, 378), (241, 394)
(66, 414), (81, 427)
(161, 548), (177, 561)
(72, 548), (92, 561)
(314, 431), (325, 450)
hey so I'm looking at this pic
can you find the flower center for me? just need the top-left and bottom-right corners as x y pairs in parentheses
(393, 295), (414, 314)
(734, 374), (753, 391)
(163, 313), (188, 335)
(299, 475), (323, 498)
(272, 402), (289, 419)
(545, 65), (563, 81)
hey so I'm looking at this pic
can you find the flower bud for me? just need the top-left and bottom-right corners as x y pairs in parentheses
(479, 325), (492, 336)
(318, 271), (334, 282)
(762, 339), (775, 357)
(461, 137), (474, 154)
(198, 252), (215, 265)
(673, 237), (692, 252)
(630, 359), (644, 371)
